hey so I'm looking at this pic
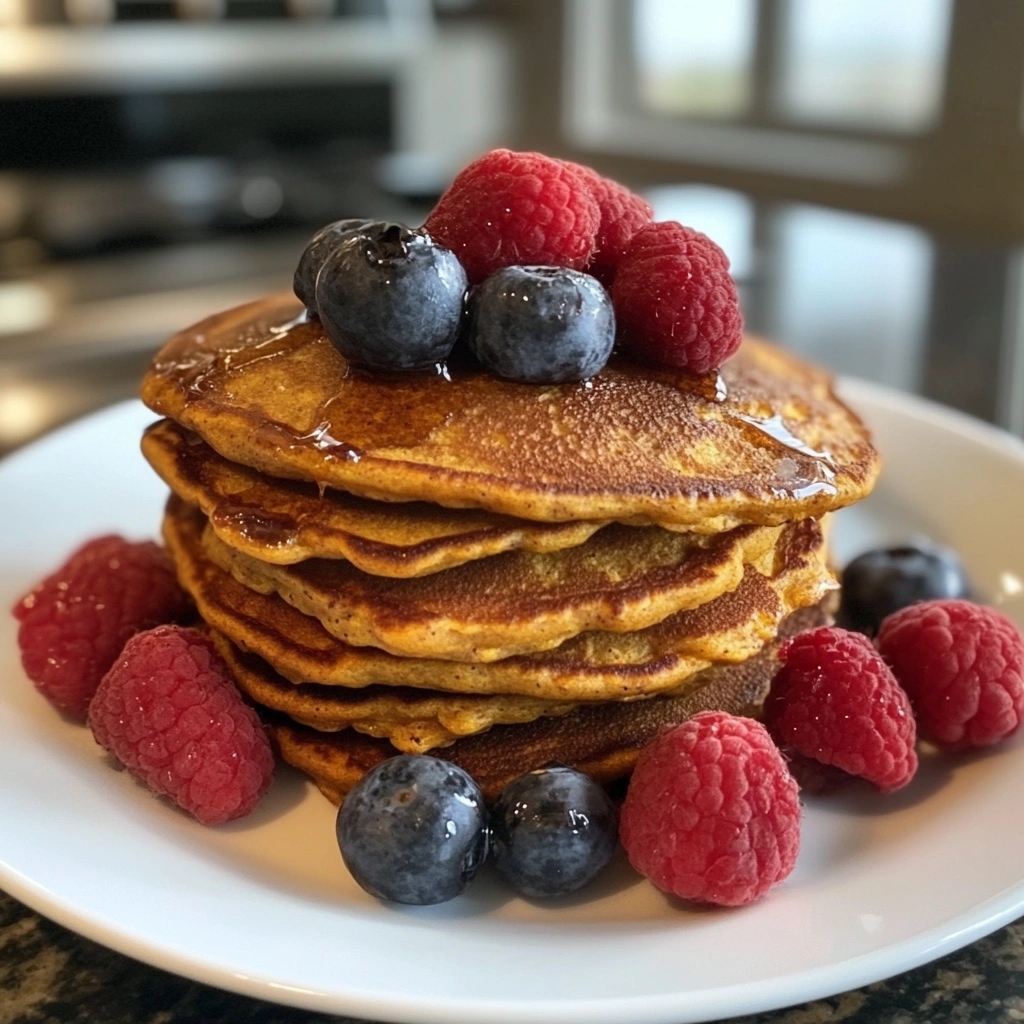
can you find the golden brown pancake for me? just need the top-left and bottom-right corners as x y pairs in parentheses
(195, 505), (781, 662)
(263, 599), (830, 803)
(141, 293), (879, 530)
(164, 501), (835, 700)
(213, 632), (579, 753)
(142, 419), (605, 575)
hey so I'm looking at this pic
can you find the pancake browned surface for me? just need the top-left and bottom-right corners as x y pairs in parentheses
(264, 599), (830, 803)
(198, 508), (781, 661)
(164, 497), (835, 699)
(142, 419), (605, 574)
(141, 293), (879, 530)
(212, 632), (579, 753)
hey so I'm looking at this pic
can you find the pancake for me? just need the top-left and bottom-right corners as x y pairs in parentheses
(213, 632), (580, 753)
(264, 598), (830, 803)
(142, 419), (605, 575)
(141, 293), (879, 530)
(164, 503), (835, 700)
(194, 504), (782, 662)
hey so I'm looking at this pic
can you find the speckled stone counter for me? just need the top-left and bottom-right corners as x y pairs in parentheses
(0, 890), (1020, 1024)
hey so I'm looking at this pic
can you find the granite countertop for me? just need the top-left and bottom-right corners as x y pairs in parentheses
(0, 888), (1020, 1024)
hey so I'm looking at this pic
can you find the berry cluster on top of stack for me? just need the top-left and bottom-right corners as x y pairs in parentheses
(295, 150), (742, 383)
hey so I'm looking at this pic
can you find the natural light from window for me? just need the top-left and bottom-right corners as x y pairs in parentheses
(633, 0), (756, 118)
(777, 0), (952, 132)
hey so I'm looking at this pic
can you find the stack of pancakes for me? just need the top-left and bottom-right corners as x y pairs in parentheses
(140, 293), (879, 802)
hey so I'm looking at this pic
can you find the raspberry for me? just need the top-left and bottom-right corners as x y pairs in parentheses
(564, 162), (652, 286)
(424, 149), (601, 284)
(765, 627), (918, 793)
(612, 221), (742, 374)
(12, 536), (192, 720)
(619, 712), (801, 907)
(624, 220), (730, 271)
(88, 626), (274, 825)
(877, 600), (1024, 750)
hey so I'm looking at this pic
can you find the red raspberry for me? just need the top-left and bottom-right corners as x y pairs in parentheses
(563, 162), (652, 287)
(619, 712), (801, 907)
(424, 149), (600, 284)
(612, 221), (742, 374)
(624, 220), (731, 271)
(765, 627), (918, 793)
(12, 536), (192, 720)
(88, 626), (274, 825)
(877, 600), (1024, 750)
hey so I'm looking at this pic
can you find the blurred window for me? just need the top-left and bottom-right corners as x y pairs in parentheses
(566, 0), (1023, 233)
(633, 0), (755, 118)
(773, 207), (932, 388)
(777, 0), (952, 132)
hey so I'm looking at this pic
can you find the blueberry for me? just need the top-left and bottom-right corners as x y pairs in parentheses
(490, 764), (617, 899)
(839, 544), (971, 636)
(466, 266), (615, 384)
(336, 755), (488, 905)
(293, 218), (374, 313)
(315, 222), (467, 372)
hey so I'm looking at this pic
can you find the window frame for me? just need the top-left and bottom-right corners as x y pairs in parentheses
(562, 0), (1024, 236)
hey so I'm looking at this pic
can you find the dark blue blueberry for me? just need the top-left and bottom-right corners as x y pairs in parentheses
(490, 764), (617, 899)
(293, 218), (374, 313)
(336, 755), (488, 905)
(839, 544), (971, 636)
(466, 266), (615, 384)
(315, 222), (467, 372)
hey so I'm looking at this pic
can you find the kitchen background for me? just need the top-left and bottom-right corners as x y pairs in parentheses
(1, 0), (1022, 455)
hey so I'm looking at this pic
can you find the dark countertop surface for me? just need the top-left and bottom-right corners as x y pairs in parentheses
(1, 888), (1021, 1024)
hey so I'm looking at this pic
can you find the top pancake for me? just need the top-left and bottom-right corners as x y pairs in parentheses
(141, 292), (879, 529)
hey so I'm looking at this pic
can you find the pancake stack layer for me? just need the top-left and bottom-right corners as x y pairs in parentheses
(141, 293), (879, 802)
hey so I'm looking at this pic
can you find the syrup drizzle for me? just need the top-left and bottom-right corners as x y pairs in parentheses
(731, 412), (838, 499)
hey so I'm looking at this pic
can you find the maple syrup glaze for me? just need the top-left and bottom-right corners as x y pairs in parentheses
(142, 293), (879, 526)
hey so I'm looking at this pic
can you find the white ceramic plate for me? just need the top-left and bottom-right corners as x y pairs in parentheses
(1, 384), (1023, 1024)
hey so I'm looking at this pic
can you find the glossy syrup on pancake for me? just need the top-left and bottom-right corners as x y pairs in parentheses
(142, 419), (605, 575)
(141, 293), (879, 529)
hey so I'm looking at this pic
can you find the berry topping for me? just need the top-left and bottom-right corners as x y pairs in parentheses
(619, 712), (801, 907)
(839, 545), (971, 637)
(466, 265), (615, 384)
(12, 536), (192, 720)
(612, 221), (742, 374)
(336, 755), (488, 905)
(88, 626), (274, 825)
(489, 764), (618, 899)
(293, 218), (373, 313)
(765, 626), (918, 793)
(424, 149), (601, 284)
(315, 222), (467, 372)
(877, 600), (1024, 750)
(564, 162), (653, 286)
